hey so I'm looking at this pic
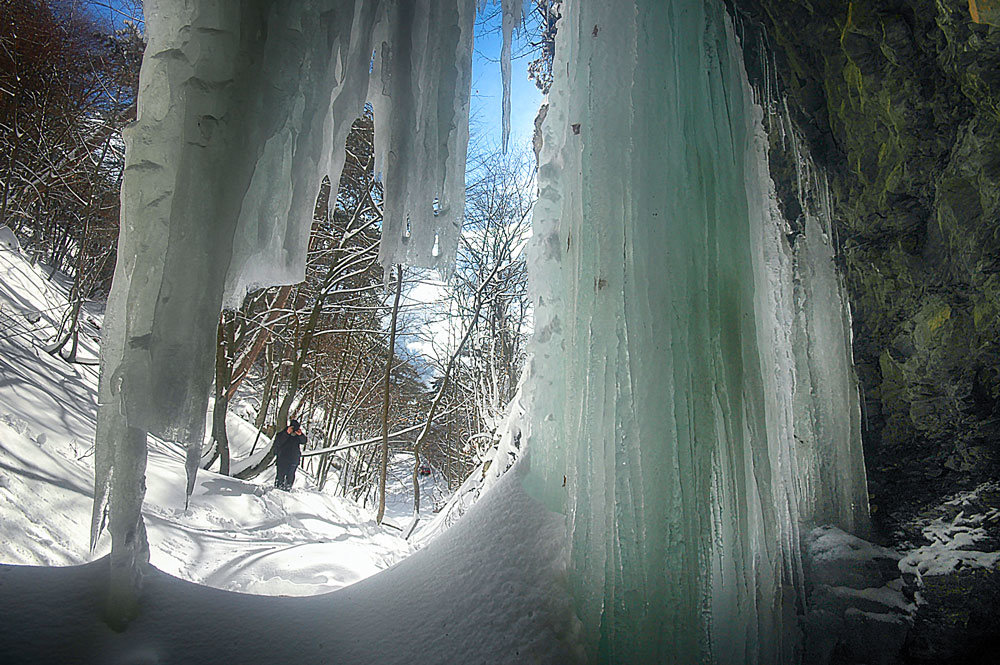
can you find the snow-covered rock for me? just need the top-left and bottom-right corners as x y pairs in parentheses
(894, 483), (1000, 663)
(802, 526), (914, 665)
(0, 225), (20, 253)
(898, 482), (1000, 580)
(805, 525), (904, 590)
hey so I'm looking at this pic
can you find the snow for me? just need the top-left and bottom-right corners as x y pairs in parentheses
(0, 418), (408, 596)
(379, 451), (440, 526)
(205, 406), (273, 479)
(413, 378), (525, 547)
(806, 526), (901, 566)
(0, 421), (95, 567)
(898, 482), (1000, 580)
(0, 459), (582, 664)
(0, 248), (410, 597)
(826, 584), (913, 613)
(0, 225), (20, 252)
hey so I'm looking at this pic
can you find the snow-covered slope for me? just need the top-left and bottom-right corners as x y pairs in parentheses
(0, 246), (411, 596)
(0, 459), (581, 664)
(0, 240), (579, 663)
(412, 381), (525, 547)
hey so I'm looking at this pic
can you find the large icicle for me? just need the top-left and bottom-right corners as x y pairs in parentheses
(370, 0), (477, 269)
(498, 0), (523, 151)
(526, 0), (869, 661)
(95, 0), (477, 620)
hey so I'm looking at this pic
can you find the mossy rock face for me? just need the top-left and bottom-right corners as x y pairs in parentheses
(900, 567), (1000, 664)
(970, 0), (1000, 27)
(730, 0), (1000, 532)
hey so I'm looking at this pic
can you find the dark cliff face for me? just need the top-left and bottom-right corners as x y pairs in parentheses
(729, 0), (1000, 534)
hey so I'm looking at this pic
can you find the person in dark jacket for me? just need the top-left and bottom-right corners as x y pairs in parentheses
(273, 419), (306, 490)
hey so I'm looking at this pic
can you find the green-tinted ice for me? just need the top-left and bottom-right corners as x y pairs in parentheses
(526, 1), (869, 661)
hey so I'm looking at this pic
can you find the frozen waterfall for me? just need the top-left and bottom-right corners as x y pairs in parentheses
(526, 1), (869, 662)
(92, 0), (871, 659)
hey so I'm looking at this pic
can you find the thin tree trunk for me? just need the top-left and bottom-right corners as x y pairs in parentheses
(256, 344), (278, 430)
(360, 443), (380, 505)
(376, 264), (403, 524)
(226, 285), (292, 400)
(49, 126), (115, 360)
(237, 286), (324, 480)
(247, 344), (279, 458)
(0, 113), (20, 226)
(212, 313), (234, 475)
(318, 332), (354, 490)
(302, 412), (459, 458)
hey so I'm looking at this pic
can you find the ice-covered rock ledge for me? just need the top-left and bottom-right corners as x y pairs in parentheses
(0, 459), (584, 665)
(802, 526), (914, 665)
(803, 484), (1000, 665)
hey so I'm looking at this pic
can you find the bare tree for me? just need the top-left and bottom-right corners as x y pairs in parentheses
(212, 312), (235, 474)
(404, 145), (535, 508)
(376, 264), (403, 523)
(1, 1), (143, 360)
(236, 115), (387, 481)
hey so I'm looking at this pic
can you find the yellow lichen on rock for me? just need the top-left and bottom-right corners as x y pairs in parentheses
(969, 0), (1000, 26)
(926, 303), (952, 334)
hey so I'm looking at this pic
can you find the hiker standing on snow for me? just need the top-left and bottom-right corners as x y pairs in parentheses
(272, 419), (306, 490)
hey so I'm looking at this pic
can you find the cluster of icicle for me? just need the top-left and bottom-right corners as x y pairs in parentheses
(92, 0), (523, 620)
(526, 0), (869, 662)
(92, 0), (873, 657)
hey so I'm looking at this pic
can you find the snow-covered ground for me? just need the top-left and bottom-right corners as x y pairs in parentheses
(0, 244), (412, 595)
(0, 241), (579, 663)
(0, 454), (581, 664)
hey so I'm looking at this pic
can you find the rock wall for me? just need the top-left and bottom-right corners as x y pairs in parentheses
(729, 0), (1000, 532)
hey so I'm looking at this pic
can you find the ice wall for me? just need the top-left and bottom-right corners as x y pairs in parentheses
(526, 0), (869, 662)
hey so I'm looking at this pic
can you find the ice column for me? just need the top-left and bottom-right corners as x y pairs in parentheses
(94, 0), (477, 619)
(526, 0), (869, 662)
(777, 117), (869, 536)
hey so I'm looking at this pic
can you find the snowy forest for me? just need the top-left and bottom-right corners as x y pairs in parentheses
(1, 0), (998, 664)
(0, 0), (536, 505)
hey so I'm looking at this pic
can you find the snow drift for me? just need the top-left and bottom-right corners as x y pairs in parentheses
(0, 461), (582, 664)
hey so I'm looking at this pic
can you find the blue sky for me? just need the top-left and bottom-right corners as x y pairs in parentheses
(470, 9), (545, 151)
